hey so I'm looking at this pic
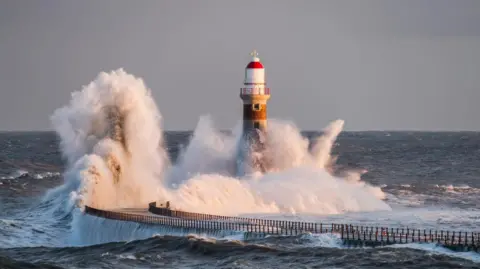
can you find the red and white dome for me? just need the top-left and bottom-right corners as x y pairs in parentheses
(244, 50), (265, 85)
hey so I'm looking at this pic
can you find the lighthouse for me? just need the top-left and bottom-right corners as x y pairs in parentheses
(240, 50), (271, 132)
(236, 50), (271, 175)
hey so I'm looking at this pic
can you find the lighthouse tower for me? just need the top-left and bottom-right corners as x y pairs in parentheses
(240, 50), (271, 133)
(236, 50), (271, 175)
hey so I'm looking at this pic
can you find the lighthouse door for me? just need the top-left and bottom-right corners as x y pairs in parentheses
(253, 122), (260, 129)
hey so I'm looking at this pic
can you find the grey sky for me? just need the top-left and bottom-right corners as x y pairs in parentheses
(1, 0), (480, 131)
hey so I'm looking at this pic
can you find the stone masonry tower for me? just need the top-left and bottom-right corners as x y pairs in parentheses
(237, 50), (271, 175)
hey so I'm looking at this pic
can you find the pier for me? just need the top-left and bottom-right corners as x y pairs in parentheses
(84, 202), (479, 252)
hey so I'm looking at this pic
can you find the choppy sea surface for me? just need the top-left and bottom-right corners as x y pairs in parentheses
(0, 131), (479, 269)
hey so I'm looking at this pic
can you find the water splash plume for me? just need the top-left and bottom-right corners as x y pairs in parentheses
(51, 69), (169, 209)
(51, 69), (390, 223)
(164, 118), (388, 215)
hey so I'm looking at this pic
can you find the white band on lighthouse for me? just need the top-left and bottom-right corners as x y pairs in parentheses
(244, 69), (265, 85)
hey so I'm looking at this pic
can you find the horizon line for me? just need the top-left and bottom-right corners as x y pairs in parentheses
(1, 129), (480, 133)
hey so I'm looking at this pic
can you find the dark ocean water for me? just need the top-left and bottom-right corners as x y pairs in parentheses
(0, 131), (479, 268)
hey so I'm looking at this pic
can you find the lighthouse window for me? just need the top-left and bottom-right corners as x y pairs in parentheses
(254, 122), (260, 129)
(253, 103), (261, 111)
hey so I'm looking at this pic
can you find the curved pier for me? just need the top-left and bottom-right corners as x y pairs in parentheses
(84, 202), (479, 252)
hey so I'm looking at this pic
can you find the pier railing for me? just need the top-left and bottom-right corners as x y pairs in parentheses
(83, 203), (479, 252)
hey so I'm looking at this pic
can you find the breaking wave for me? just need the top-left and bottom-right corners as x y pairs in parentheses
(51, 69), (169, 210)
(47, 69), (390, 244)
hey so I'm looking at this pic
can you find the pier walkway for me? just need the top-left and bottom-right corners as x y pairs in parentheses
(84, 202), (479, 252)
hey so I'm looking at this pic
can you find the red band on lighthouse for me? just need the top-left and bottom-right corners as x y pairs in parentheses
(246, 61), (264, 69)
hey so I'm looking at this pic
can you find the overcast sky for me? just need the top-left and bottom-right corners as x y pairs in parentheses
(1, 0), (480, 131)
